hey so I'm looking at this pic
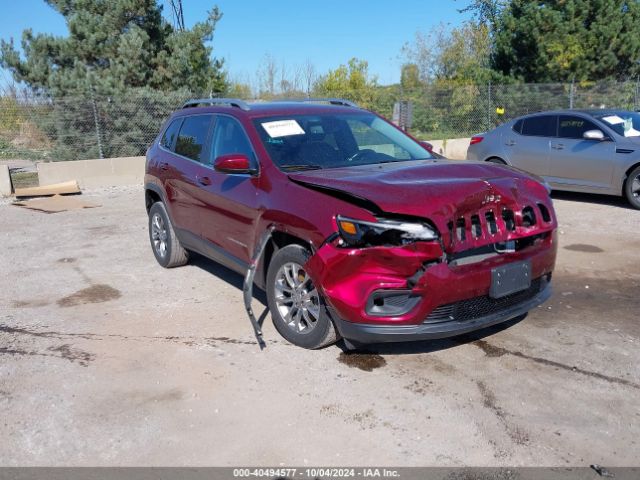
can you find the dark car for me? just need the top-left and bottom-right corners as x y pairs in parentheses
(467, 109), (640, 209)
(145, 98), (557, 349)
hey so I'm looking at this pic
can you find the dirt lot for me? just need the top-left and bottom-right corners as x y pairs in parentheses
(1, 186), (639, 467)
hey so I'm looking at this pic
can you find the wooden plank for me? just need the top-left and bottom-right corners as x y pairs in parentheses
(14, 180), (80, 198)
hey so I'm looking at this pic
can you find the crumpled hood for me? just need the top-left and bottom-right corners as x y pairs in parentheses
(289, 159), (555, 251)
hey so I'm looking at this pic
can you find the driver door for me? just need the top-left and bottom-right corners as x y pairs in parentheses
(547, 115), (616, 190)
(195, 115), (261, 266)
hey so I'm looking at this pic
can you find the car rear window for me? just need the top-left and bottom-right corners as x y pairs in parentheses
(175, 115), (212, 162)
(521, 116), (557, 137)
(558, 115), (600, 139)
(160, 118), (182, 150)
(512, 119), (523, 134)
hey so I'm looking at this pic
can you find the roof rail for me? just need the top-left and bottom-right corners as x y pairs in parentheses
(182, 98), (251, 111)
(277, 98), (359, 108)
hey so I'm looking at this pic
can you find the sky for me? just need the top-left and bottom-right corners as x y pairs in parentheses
(0, 0), (471, 89)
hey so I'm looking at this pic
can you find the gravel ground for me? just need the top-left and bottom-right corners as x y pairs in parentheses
(0, 186), (638, 467)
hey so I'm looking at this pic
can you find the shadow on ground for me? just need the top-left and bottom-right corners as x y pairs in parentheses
(189, 252), (268, 306)
(189, 251), (530, 356)
(337, 314), (527, 355)
(551, 190), (631, 209)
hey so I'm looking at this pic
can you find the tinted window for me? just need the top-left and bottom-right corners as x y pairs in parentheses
(175, 115), (212, 162)
(512, 119), (523, 134)
(521, 116), (557, 137)
(160, 118), (182, 150)
(211, 116), (255, 164)
(558, 115), (600, 139)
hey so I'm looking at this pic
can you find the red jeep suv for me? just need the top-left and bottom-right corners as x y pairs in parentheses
(145, 98), (557, 349)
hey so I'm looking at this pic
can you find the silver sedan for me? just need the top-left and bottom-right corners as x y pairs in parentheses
(466, 109), (640, 209)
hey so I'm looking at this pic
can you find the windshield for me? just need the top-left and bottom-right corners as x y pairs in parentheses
(252, 113), (433, 170)
(595, 112), (640, 138)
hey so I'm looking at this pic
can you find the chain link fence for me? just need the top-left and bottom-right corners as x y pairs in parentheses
(395, 80), (640, 140)
(0, 81), (639, 162)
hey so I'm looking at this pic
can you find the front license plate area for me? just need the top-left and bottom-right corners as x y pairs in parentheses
(490, 260), (532, 299)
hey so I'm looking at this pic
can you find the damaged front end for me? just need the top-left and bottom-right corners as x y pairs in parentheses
(303, 180), (558, 344)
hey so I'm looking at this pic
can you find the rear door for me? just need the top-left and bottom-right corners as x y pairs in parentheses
(547, 115), (616, 190)
(196, 115), (261, 266)
(162, 114), (214, 236)
(152, 117), (183, 221)
(504, 115), (557, 177)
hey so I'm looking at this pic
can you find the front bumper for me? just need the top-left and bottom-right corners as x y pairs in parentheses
(331, 280), (551, 344)
(304, 230), (557, 343)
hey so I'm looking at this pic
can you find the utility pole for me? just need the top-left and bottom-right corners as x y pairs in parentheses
(569, 76), (575, 110)
(487, 81), (492, 131)
(86, 66), (104, 159)
(168, 0), (185, 31)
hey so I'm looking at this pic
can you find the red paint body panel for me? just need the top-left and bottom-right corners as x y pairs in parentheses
(306, 232), (557, 325)
(145, 101), (558, 341)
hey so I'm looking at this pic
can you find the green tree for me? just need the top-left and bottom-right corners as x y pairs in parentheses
(492, 0), (640, 82)
(400, 63), (421, 91)
(458, 0), (507, 31)
(314, 58), (378, 107)
(0, 1), (228, 160)
(226, 81), (253, 99)
(402, 21), (506, 85)
(1, 0), (227, 96)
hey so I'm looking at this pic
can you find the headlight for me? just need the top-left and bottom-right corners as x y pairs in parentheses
(336, 215), (438, 247)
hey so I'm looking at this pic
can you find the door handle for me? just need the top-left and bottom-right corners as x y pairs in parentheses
(159, 162), (169, 171)
(505, 140), (516, 146)
(551, 143), (564, 150)
(196, 175), (212, 186)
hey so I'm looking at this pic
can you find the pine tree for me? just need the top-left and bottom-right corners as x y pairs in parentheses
(0, 1), (228, 160)
(0, 0), (227, 95)
(492, 0), (640, 82)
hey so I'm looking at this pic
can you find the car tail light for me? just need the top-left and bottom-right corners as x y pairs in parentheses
(470, 136), (484, 145)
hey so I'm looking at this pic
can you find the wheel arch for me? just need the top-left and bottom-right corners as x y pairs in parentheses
(623, 161), (640, 192)
(145, 183), (165, 213)
(485, 156), (508, 165)
(260, 230), (314, 288)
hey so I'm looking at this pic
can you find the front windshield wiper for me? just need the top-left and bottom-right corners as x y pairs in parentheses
(280, 164), (323, 171)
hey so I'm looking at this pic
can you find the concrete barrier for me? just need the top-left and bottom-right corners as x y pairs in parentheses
(37, 156), (145, 188)
(32, 139), (470, 190)
(425, 138), (471, 160)
(0, 165), (12, 196)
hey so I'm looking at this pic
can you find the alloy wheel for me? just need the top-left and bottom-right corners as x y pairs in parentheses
(151, 213), (168, 258)
(274, 262), (321, 334)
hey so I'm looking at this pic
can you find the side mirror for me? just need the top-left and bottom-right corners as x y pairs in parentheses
(213, 154), (255, 174)
(583, 129), (605, 141)
(420, 140), (434, 152)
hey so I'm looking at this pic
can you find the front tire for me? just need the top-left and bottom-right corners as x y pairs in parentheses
(266, 245), (338, 349)
(148, 202), (189, 268)
(624, 165), (640, 210)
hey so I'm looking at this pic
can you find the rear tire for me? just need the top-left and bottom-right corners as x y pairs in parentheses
(624, 165), (640, 210)
(266, 245), (338, 349)
(148, 202), (189, 268)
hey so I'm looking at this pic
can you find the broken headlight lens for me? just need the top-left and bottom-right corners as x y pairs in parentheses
(336, 215), (438, 247)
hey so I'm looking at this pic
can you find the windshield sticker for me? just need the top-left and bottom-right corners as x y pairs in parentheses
(262, 120), (305, 138)
(602, 115), (625, 125)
